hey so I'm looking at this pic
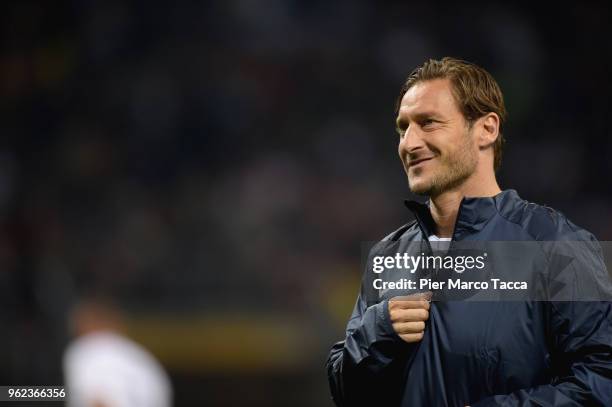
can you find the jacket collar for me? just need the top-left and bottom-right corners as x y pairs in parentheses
(404, 189), (520, 240)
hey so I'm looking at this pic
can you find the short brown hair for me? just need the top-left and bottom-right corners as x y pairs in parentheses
(396, 57), (507, 171)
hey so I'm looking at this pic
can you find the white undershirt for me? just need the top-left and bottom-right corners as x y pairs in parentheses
(428, 234), (452, 252)
(428, 235), (452, 242)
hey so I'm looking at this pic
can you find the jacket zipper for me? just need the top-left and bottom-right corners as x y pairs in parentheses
(450, 197), (465, 243)
(412, 197), (465, 301)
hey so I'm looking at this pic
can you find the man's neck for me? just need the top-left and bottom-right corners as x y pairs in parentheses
(429, 177), (501, 238)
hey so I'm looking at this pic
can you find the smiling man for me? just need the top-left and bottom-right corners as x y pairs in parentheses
(326, 58), (612, 406)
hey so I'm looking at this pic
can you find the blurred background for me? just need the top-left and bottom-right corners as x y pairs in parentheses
(1, 1), (611, 406)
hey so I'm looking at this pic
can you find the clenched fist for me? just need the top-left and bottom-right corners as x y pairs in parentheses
(388, 292), (432, 343)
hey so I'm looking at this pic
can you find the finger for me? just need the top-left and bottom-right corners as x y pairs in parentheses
(393, 320), (426, 334)
(399, 332), (424, 343)
(390, 292), (432, 310)
(390, 308), (429, 323)
(389, 299), (430, 311)
(392, 291), (433, 302)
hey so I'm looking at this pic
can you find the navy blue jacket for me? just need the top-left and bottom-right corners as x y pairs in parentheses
(326, 190), (612, 406)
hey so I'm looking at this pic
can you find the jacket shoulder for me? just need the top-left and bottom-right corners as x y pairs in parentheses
(499, 196), (595, 241)
(381, 220), (419, 242)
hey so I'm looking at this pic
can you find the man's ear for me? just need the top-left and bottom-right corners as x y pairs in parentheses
(476, 113), (500, 148)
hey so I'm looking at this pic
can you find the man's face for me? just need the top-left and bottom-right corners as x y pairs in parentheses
(396, 78), (478, 197)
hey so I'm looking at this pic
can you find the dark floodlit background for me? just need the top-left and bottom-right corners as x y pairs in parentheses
(1, 1), (611, 406)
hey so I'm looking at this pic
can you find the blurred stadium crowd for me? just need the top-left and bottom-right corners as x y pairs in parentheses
(1, 1), (611, 406)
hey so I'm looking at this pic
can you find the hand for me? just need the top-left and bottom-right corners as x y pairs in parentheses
(388, 291), (432, 343)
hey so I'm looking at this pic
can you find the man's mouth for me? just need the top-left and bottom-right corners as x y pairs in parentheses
(408, 156), (434, 168)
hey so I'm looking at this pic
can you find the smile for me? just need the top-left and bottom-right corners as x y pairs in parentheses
(408, 157), (434, 168)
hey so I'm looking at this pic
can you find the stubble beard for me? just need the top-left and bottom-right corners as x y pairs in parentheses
(408, 129), (478, 197)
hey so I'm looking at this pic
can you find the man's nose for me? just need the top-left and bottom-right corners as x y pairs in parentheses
(399, 126), (426, 154)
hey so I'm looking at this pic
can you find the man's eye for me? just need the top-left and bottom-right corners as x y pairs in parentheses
(396, 125), (407, 137)
(422, 119), (434, 126)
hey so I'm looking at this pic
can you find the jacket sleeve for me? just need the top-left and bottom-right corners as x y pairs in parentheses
(325, 282), (415, 406)
(473, 235), (612, 406)
(472, 300), (612, 407)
